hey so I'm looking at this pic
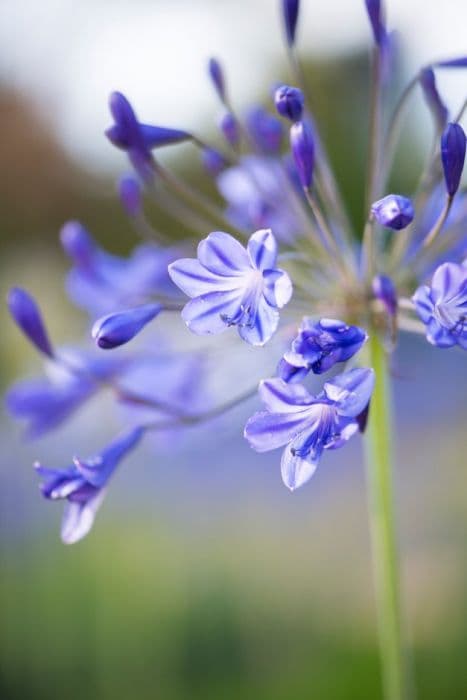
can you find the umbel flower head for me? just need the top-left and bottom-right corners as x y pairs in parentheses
(5, 0), (467, 543)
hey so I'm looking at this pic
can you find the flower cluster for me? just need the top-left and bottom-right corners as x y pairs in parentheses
(6, 0), (467, 542)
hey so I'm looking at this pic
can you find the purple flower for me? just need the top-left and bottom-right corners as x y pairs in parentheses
(217, 155), (301, 243)
(61, 222), (179, 316)
(201, 147), (226, 176)
(441, 122), (466, 197)
(282, 0), (300, 47)
(168, 229), (292, 345)
(372, 275), (398, 316)
(290, 119), (314, 188)
(278, 318), (368, 381)
(274, 85), (304, 122)
(118, 175), (142, 217)
(92, 303), (162, 349)
(245, 107), (283, 154)
(244, 368), (374, 490)
(371, 194), (414, 230)
(364, 0), (387, 47)
(419, 68), (448, 130)
(105, 92), (190, 179)
(8, 287), (54, 358)
(35, 426), (145, 544)
(412, 261), (467, 348)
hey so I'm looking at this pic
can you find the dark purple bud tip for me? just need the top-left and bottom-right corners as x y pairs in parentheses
(60, 221), (96, 266)
(282, 0), (300, 47)
(208, 57), (226, 101)
(371, 194), (414, 230)
(372, 274), (397, 316)
(219, 112), (239, 147)
(92, 303), (162, 349)
(365, 0), (387, 46)
(290, 119), (314, 188)
(7, 287), (54, 358)
(274, 85), (304, 122)
(441, 122), (466, 197)
(118, 175), (142, 217)
(201, 148), (225, 176)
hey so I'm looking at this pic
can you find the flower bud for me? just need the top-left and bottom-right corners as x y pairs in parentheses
(60, 221), (96, 267)
(435, 57), (467, 69)
(201, 148), (225, 176)
(419, 68), (448, 130)
(118, 175), (142, 217)
(372, 275), (397, 316)
(246, 107), (283, 154)
(282, 0), (300, 47)
(219, 112), (239, 147)
(92, 303), (162, 349)
(371, 194), (414, 230)
(8, 287), (54, 358)
(290, 120), (314, 188)
(441, 122), (466, 197)
(274, 85), (304, 122)
(364, 0), (387, 46)
(208, 57), (226, 101)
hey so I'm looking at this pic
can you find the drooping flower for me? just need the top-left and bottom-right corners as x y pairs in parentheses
(412, 261), (467, 348)
(371, 194), (414, 230)
(245, 368), (374, 490)
(168, 229), (292, 345)
(278, 318), (368, 382)
(35, 426), (145, 544)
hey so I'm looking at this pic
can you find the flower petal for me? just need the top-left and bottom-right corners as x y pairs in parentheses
(168, 258), (236, 297)
(323, 368), (375, 417)
(238, 297), (279, 345)
(181, 289), (243, 335)
(431, 262), (465, 304)
(247, 229), (278, 270)
(258, 378), (314, 412)
(244, 409), (316, 452)
(60, 490), (106, 545)
(280, 446), (318, 491)
(197, 232), (250, 276)
(262, 269), (293, 308)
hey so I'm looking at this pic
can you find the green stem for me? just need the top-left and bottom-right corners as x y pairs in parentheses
(364, 332), (408, 700)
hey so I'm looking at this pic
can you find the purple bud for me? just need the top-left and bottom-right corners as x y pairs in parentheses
(441, 122), (466, 197)
(208, 57), (226, 101)
(419, 68), (448, 129)
(60, 221), (97, 267)
(274, 85), (304, 122)
(8, 287), (54, 358)
(246, 107), (283, 154)
(118, 175), (142, 217)
(282, 0), (300, 47)
(201, 148), (225, 176)
(435, 57), (467, 69)
(364, 0), (387, 46)
(92, 303), (162, 349)
(290, 120), (314, 188)
(372, 275), (397, 316)
(219, 112), (239, 147)
(371, 194), (414, 230)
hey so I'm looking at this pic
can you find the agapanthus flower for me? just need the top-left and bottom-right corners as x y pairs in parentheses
(35, 426), (145, 544)
(278, 318), (368, 382)
(412, 261), (467, 348)
(168, 229), (292, 345)
(245, 368), (375, 490)
(371, 194), (414, 230)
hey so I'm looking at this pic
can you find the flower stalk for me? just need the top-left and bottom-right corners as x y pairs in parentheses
(364, 331), (408, 700)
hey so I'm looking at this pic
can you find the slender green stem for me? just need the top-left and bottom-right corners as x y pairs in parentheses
(364, 332), (409, 700)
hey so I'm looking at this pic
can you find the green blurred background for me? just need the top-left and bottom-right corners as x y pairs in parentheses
(1, 1), (467, 698)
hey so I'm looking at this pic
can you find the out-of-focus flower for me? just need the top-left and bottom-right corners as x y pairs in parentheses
(245, 368), (374, 490)
(372, 275), (398, 316)
(169, 229), (292, 345)
(290, 120), (314, 188)
(92, 303), (162, 349)
(371, 194), (414, 230)
(8, 288), (54, 358)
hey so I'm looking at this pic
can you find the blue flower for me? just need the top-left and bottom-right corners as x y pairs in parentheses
(278, 318), (368, 381)
(92, 303), (162, 349)
(290, 119), (314, 188)
(441, 122), (466, 197)
(168, 229), (292, 345)
(245, 106), (283, 154)
(274, 85), (304, 122)
(61, 221), (179, 317)
(412, 261), (467, 348)
(8, 287), (54, 358)
(244, 368), (374, 490)
(35, 426), (145, 544)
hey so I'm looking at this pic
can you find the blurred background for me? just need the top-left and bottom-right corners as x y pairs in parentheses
(1, 1), (467, 698)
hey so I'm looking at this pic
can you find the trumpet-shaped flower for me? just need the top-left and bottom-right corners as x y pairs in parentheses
(245, 368), (375, 490)
(168, 229), (292, 345)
